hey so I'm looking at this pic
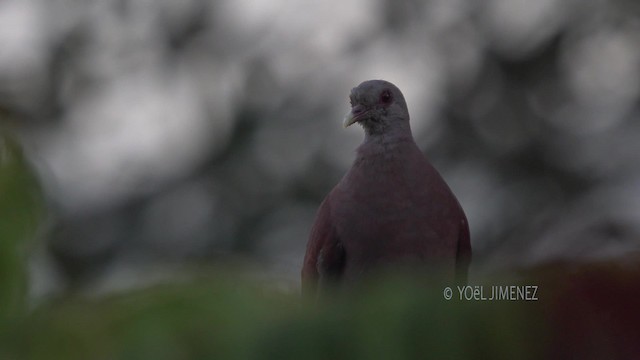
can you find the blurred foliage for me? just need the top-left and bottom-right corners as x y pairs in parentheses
(0, 273), (549, 360)
(0, 128), (44, 320)
(2, 251), (639, 359)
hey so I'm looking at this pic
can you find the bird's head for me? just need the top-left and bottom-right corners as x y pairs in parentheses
(343, 80), (410, 136)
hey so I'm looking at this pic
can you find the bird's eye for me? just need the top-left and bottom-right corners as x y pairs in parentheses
(380, 90), (392, 104)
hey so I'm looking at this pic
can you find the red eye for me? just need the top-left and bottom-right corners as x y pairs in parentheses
(380, 90), (392, 104)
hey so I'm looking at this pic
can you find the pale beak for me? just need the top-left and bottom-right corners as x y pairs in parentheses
(343, 105), (368, 128)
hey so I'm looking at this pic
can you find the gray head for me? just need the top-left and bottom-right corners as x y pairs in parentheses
(343, 80), (410, 136)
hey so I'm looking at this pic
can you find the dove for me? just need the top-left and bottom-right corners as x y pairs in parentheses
(302, 80), (471, 297)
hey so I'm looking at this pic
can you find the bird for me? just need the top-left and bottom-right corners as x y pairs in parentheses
(301, 80), (471, 298)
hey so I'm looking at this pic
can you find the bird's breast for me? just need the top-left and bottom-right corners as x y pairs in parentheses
(332, 149), (461, 277)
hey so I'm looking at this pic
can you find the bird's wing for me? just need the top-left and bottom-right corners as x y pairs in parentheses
(456, 217), (472, 285)
(301, 196), (345, 298)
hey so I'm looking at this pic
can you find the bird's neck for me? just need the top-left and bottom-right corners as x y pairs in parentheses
(356, 128), (417, 163)
(362, 121), (414, 149)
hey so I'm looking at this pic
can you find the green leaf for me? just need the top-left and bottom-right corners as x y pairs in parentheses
(0, 130), (44, 320)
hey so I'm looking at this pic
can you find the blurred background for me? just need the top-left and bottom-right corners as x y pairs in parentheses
(1, 0), (640, 303)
